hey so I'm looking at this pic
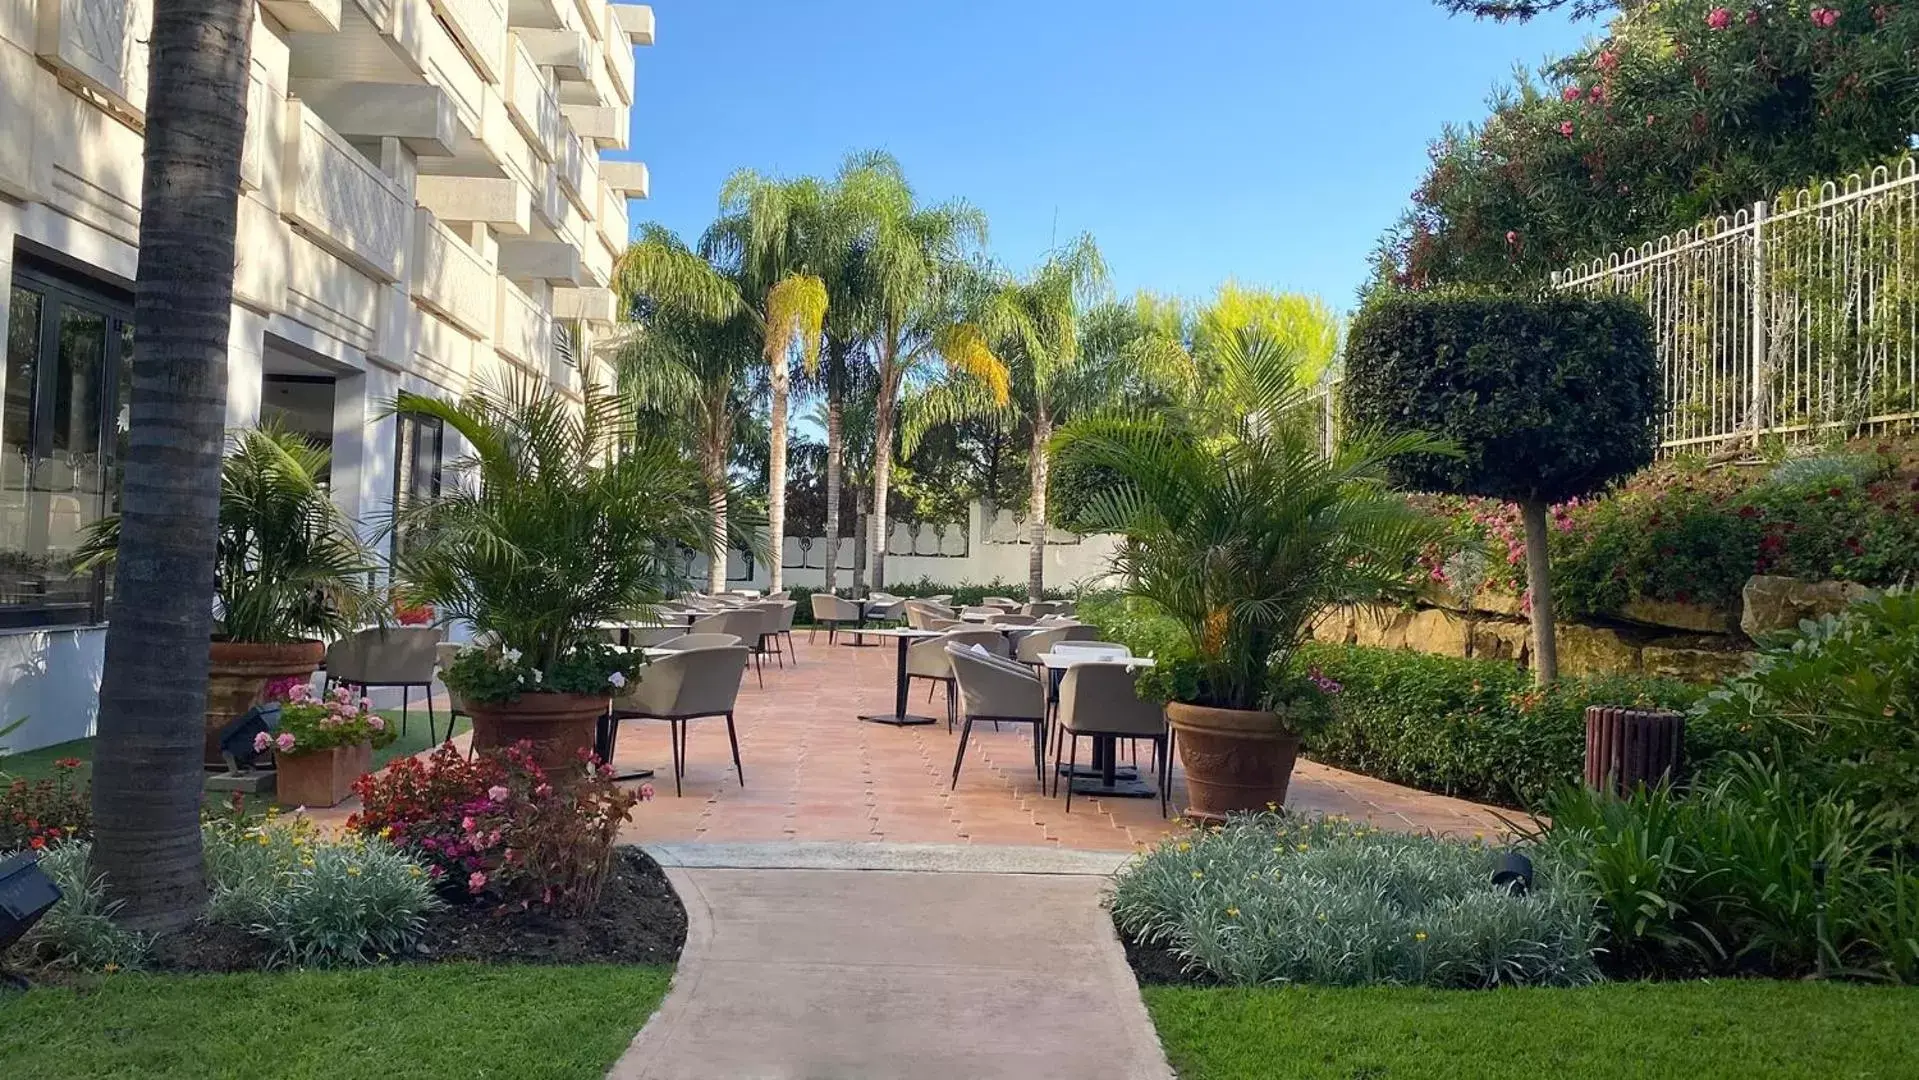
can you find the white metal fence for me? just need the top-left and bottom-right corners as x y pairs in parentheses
(1553, 157), (1919, 453)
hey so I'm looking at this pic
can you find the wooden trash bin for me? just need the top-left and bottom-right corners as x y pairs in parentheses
(1584, 706), (1685, 796)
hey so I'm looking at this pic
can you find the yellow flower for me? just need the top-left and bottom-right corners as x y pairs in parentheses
(1191, 870), (1205, 880)
(1265, 802), (1278, 812)
(1296, 843), (1309, 852)
(346, 866), (362, 877)
(407, 866), (423, 878)
(1225, 907), (1241, 918)
(103, 963), (120, 974)
(1175, 841), (1191, 853)
(256, 834), (270, 847)
(1414, 930), (1428, 942)
(378, 826), (393, 840)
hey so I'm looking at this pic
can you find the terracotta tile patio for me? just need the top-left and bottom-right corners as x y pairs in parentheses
(310, 636), (1510, 849)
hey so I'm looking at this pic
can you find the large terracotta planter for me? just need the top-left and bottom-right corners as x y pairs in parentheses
(205, 639), (326, 768)
(464, 691), (606, 781)
(1166, 701), (1302, 822)
(275, 742), (373, 808)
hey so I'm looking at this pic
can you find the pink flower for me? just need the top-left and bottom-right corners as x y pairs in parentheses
(253, 731), (272, 753)
(1705, 7), (1732, 29)
(1810, 7), (1840, 27)
(1505, 230), (1519, 245)
(275, 732), (296, 753)
(461, 815), (477, 832)
(1558, 120), (1575, 137)
(1596, 49), (1619, 73)
(467, 871), (488, 893)
(487, 785), (510, 803)
(368, 716), (385, 731)
(639, 782), (657, 801)
(359, 698), (372, 711)
(1561, 85), (1582, 102)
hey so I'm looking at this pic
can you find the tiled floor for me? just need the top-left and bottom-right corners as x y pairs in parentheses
(602, 635), (1510, 852)
(308, 635), (1511, 849)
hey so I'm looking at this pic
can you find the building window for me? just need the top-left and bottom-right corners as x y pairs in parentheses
(391, 412), (442, 560)
(1, 265), (133, 627)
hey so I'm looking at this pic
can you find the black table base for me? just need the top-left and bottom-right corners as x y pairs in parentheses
(1068, 775), (1157, 798)
(860, 713), (939, 727)
(861, 632), (937, 726)
(595, 713), (656, 782)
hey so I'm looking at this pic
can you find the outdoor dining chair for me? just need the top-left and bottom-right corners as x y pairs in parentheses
(692, 610), (769, 685)
(986, 612), (1037, 626)
(606, 644), (750, 797)
(946, 644), (1049, 788)
(809, 593), (864, 644)
(742, 601), (788, 672)
(906, 628), (1007, 729)
(1022, 601), (1065, 617)
(981, 595), (1023, 611)
(1014, 626), (1070, 671)
(771, 599), (798, 663)
(434, 641), (470, 744)
(864, 597), (908, 626)
(1054, 663), (1171, 816)
(1057, 624), (1105, 642)
(325, 626), (445, 741)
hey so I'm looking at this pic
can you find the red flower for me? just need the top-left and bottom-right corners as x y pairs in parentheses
(1596, 49), (1619, 73)
(53, 758), (83, 770)
(1706, 6), (1732, 29)
(27, 836), (44, 851)
(1559, 120), (1575, 137)
(1562, 85), (1583, 102)
(1810, 6), (1840, 27)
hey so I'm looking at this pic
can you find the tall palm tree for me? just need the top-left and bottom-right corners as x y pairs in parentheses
(615, 180), (830, 594)
(832, 151), (998, 590)
(613, 226), (761, 593)
(905, 237), (1180, 600)
(90, 0), (255, 931)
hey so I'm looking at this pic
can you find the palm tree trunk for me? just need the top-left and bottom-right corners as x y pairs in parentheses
(703, 432), (728, 594)
(870, 359), (898, 593)
(1520, 499), (1558, 685)
(90, 0), (254, 933)
(766, 359), (789, 594)
(823, 390), (843, 594)
(1027, 411), (1051, 601)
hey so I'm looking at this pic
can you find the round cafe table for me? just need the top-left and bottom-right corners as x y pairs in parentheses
(856, 627), (945, 726)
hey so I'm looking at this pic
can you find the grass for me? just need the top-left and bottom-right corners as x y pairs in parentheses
(0, 963), (670, 1079)
(1144, 981), (1919, 1079)
(1, 710), (466, 784)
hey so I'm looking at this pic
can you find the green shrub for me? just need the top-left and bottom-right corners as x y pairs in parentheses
(1543, 759), (1919, 983)
(203, 815), (440, 967)
(1110, 813), (1600, 988)
(1693, 587), (1919, 836)
(7, 842), (150, 971)
(1299, 644), (1715, 810)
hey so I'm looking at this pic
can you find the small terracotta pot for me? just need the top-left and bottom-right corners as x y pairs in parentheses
(1166, 701), (1302, 823)
(205, 639), (326, 769)
(274, 742), (374, 808)
(464, 691), (607, 782)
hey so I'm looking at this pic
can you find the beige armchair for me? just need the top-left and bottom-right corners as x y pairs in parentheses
(864, 597), (907, 625)
(904, 600), (957, 628)
(986, 612), (1037, 626)
(608, 645), (750, 796)
(1014, 626), (1070, 667)
(326, 626), (445, 741)
(905, 628), (1006, 729)
(1022, 600), (1066, 617)
(809, 593), (865, 644)
(434, 641), (470, 740)
(691, 608), (767, 682)
(945, 644), (1049, 788)
(982, 595), (1023, 611)
(1054, 663), (1169, 816)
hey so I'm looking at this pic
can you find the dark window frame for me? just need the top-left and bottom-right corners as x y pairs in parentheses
(390, 412), (444, 564)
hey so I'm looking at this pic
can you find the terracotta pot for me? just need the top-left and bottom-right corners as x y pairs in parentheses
(274, 742), (374, 808)
(464, 692), (607, 781)
(205, 639), (326, 769)
(1166, 701), (1302, 822)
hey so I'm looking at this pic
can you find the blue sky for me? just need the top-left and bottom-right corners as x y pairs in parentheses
(613, 0), (1595, 313)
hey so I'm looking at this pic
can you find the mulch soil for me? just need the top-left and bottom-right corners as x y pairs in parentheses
(1117, 917), (1218, 987)
(141, 846), (684, 974)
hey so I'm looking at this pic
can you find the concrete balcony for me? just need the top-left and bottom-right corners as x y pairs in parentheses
(610, 3), (653, 45)
(280, 99), (410, 282)
(262, 0), (344, 32)
(428, 0), (508, 83)
(561, 104), (624, 149)
(552, 286), (616, 324)
(504, 34), (563, 162)
(410, 208), (496, 338)
(494, 277), (552, 370)
(497, 239), (581, 284)
(516, 27), (591, 82)
(600, 160), (649, 200)
(289, 0), (486, 141)
(554, 128), (587, 210)
(416, 175), (530, 235)
(35, 0), (151, 117)
(596, 179), (629, 255)
(549, 345), (583, 398)
(287, 80), (458, 157)
(599, 3), (633, 105)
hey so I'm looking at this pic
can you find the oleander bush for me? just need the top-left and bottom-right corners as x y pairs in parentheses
(1110, 813), (1600, 988)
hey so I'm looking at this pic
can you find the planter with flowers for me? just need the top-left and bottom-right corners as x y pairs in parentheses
(263, 681), (399, 807)
(79, 425), (376, 767)
(386, 376), (723, 781)
(1054, 325), (1448, 820)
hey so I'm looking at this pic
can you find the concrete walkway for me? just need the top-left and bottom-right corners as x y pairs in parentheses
(609, 844), (1173, 1080)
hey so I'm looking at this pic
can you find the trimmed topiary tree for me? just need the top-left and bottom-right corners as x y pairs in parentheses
(1343, 291), (1660, 683)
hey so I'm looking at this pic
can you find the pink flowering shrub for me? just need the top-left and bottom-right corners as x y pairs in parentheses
(261, 681), (397, 757)
(348, 741), (648, 914)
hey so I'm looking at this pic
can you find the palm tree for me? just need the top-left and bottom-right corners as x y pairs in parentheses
(88, 0), (256, 932)
(613, 226), (762, 593)
(1053, 326), (1449, 709)
(905, 237), (1172, 600)
(615, 178), (829, 595)
(830, 153), (1000, 591)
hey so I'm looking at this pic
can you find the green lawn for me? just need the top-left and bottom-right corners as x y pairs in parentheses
(1, 710), (465, 784)
(1144, 981), (1919, 1080)
(0, 963), (669, 1079)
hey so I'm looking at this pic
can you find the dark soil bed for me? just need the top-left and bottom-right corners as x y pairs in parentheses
(139, 846), (683, 974)
(1117, 917), (1218, 987)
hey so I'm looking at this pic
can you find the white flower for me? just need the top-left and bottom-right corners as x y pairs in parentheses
(530, 669), (543, 684)
(501, 647), (523, 664)
(608, 671), (627, 688)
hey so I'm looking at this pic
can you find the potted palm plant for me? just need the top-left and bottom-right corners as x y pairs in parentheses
(1054, 326), (1448, 819)
(389, 376), (721, 779)
(79, 426), (376, 767)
